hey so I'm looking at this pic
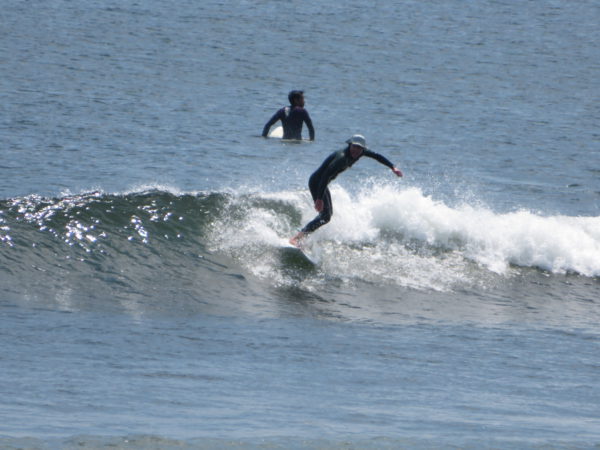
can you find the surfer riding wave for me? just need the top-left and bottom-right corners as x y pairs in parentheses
(290, 134), (402, 247)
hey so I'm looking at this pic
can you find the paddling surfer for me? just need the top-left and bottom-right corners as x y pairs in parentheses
(262, 90), (315, 141)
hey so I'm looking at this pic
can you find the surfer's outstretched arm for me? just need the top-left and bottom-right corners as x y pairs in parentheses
(363, 150), (403, 177)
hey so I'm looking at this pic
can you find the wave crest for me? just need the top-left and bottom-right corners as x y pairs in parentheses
(1, 187), (599, 301)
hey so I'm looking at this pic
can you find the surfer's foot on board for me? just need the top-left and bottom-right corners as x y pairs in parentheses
(289, 231), (305, 248)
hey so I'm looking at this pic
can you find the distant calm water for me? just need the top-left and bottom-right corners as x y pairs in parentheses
(1, 0), (599, 448)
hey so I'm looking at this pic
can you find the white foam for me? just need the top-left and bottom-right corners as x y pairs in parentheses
(206, 185), (600, 291)
(120, 183), (189, 197)
(326, 184), (600, 277)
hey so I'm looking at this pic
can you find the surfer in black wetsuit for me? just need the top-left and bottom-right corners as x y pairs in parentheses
(262, 90), (315, 141)
(290, 134), (402, 247)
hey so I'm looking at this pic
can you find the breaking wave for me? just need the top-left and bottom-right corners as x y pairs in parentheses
(1, 185), (598, 311)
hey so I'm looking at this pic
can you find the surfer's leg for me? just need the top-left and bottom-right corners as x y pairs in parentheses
(300, 187), (332, 234)
(322, 188), (332, 220)
(290, 184), (332, 247)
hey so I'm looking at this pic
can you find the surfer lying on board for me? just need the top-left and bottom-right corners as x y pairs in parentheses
(290, 134), (402, 247)
(262, 90), (315, 141)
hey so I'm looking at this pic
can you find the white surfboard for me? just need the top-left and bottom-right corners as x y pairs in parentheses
(268, 125), (283, 138)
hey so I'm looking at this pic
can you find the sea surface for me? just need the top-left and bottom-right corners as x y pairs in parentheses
(2, 0), (600, 448)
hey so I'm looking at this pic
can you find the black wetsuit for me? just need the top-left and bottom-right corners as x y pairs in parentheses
(262, 106), (315, 140)
(301, 147), (395, 233)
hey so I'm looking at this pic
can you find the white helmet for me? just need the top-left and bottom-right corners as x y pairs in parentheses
(346, 134), (367, 149)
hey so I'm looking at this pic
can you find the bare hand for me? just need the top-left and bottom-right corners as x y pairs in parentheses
(314, 199), (324, 212)
(392, 167), (403, 177)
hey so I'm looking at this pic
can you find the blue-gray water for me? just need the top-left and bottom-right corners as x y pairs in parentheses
(1, 0), (599, 448)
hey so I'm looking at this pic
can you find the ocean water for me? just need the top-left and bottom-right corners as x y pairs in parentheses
(1, 0), (600, 448)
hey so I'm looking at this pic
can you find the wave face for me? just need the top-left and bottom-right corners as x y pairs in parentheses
(1, 187), (599, 313)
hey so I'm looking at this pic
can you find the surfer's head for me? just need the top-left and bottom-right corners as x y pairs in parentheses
(346, 134), (367, 158)
(288, 90), (304, 107)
